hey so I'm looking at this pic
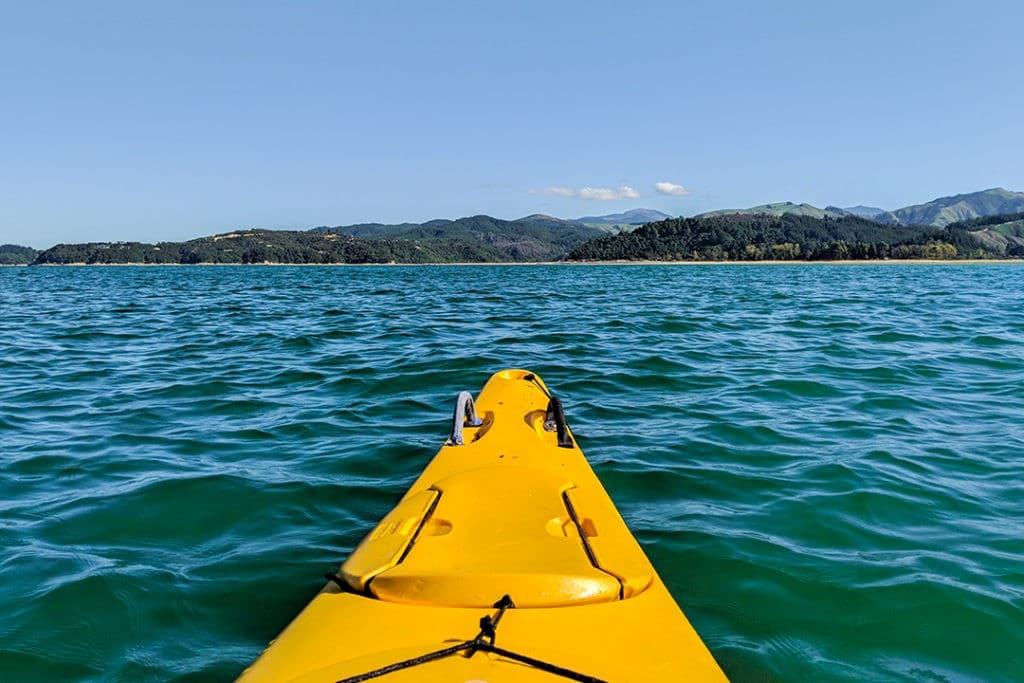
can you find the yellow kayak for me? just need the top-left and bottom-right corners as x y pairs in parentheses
(238, 369), (728, 682)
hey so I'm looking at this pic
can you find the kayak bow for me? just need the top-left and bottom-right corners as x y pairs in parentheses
(238, 369), (728, 682)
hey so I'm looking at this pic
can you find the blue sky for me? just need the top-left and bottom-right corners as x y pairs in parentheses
(2, 1), (1022, 248)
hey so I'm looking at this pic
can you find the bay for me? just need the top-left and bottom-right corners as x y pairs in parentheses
(1, 264), (1022, 681)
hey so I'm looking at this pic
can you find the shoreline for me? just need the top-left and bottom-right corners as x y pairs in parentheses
(11, 258), (1024, 267)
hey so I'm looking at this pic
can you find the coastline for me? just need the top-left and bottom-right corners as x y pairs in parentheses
(15, 258), (1024, 267)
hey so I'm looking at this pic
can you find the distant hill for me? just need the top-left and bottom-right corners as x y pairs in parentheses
(310, 211), (663, 244)
(698, 202), (847, 220)
(945, 212), (1024, 257)
(311, 214), (604, 260)
(309, 221), (426, 238)
(32, 230), (515, 265)
(873, 188), (1024, 228)
(33, 213), (608, 265)
(693, 189), (1024, 227)
(574, 208), (673, 225)
(842, 205), (886, 219)
(0, 244), (38, 265)
(567, 212), (1016, 262)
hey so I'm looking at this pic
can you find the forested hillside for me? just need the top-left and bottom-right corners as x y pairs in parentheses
(311, 214), (604, 258)
(32, 214), (607, 264)
(566, 213), (1017, 261)
(32, 230), (509, 265)
(0, 244), (38, 265)
(953, 212), (1024, 257)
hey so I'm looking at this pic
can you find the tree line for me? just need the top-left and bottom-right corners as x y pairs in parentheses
(566, 213), (1010, 261)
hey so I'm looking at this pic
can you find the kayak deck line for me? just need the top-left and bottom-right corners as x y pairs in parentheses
(237, 369), (729, 682)
(334, 595), (607, 683)
(561, 489), (624, 600)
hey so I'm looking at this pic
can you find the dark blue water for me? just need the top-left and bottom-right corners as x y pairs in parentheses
(1, 264), (1022, 682)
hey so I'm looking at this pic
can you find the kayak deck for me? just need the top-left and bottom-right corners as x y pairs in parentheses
(238, 369), (728, 682)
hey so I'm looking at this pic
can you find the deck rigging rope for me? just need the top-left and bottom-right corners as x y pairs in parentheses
(333, 595), (607, 683)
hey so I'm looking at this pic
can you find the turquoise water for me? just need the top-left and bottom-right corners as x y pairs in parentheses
(1, 264), (1022, 682)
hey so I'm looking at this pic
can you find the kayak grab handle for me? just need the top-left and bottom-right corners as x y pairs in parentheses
(544, 396), (574, 448)
(447, 391), (483, 446)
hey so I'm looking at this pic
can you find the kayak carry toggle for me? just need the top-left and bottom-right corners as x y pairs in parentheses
(447, 390), (483, 446)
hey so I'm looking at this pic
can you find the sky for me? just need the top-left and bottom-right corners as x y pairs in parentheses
(2, 0), (1022, 248)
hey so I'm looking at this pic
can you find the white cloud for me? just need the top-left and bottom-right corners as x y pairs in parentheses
(655, 181), (690, 196)
(535, 186), (576, 197)
(532, 185), (641, 200)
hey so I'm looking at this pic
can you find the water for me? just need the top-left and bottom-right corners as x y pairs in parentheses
(1, 264), (1022, 682)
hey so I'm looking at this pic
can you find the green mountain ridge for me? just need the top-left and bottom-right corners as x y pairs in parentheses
(31, 213), (608, 265)
(575, 208), (673, 225)
(697, 188), (1024, 227)
(842, 205), (886, 218)
(698, 202), (847, 220)
(32, 230), (517, 265)
(874, 188), (1024, 227)
(310, 214), (604, 259)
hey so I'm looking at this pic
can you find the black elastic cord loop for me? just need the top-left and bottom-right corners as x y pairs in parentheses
(480, 594), (515, 644)
(523, 372), (552, 399)
(545, 396), (574, 448)
(334, 642), (474, 683)
(333, 594), (607, 683)
(485, 643), (607, 683)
